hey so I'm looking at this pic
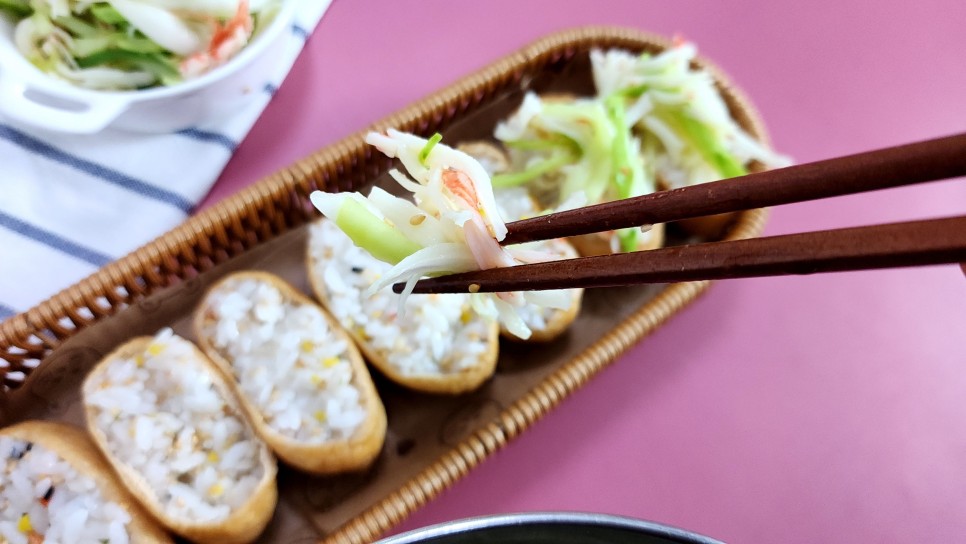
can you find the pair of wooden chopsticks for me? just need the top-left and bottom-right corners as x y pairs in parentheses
(396, 133), (966, 294)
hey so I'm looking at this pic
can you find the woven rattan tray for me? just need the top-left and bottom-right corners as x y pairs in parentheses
(0, 27), (771, 544)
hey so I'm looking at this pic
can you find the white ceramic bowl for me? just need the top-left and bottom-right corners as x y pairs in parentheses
(0, 0), (299, 134)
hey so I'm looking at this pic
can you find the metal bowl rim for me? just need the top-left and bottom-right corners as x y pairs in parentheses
(376, 511), (726, 544)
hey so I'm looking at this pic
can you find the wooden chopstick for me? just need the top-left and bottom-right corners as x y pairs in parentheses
(500, 132), (966, 246)
(392, 131), (966, 294)
(399, 215), (966, 293)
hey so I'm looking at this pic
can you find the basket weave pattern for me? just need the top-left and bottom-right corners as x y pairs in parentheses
(0, 27), (770, 543)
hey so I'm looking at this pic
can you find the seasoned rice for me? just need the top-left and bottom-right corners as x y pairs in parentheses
(82, 329), (267, 523)
(308, 220), (492, 376)
(0, 437), (131, 544)
(198, 276), (369, 443)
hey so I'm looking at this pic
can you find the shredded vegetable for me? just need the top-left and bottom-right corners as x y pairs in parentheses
(494, 94), (626, 207)
(311, 130), (571, 340)
(487, 41), (790, 254)
(590, 44), (791, 189)
(493, 91), (655, 251)
(3, 0), (279, 90)
(418, 132), (443, 167)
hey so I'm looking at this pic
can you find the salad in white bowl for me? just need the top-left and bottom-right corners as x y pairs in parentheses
(0, 0), (296, 133)
(1, 0), (282, 90)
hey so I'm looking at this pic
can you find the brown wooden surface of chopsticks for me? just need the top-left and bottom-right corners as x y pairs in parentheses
(402, 215), (966, 293)
(501, 132), (966, 246)
(395, 132), (966, 294)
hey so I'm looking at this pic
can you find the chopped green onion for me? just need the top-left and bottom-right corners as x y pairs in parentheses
(334, 199), (422, 265)
(418, 132), (443, 166)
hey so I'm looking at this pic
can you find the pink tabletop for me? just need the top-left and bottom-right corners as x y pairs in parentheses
(202, 1), (966, 542)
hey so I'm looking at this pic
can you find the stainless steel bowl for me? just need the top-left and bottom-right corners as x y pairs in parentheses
(376, 512), (725, 544)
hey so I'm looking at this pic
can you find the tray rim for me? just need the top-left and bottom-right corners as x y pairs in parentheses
(0, 25), (773, 544)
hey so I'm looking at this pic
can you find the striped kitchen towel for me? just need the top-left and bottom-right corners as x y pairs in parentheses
(0, 0), (332, 323)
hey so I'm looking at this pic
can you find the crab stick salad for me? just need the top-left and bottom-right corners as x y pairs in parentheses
(458, 141), (583, 342)
(493, 91), (659, 253)
(492, 41), (790, 248)
(590, 42), (791, 190)
(310, 130), (572, 340)
(3, 0), (280, 89)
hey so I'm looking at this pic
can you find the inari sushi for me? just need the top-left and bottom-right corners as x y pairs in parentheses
(491, 187), (584, 342)
(589, 45), (790, 237)
(310, 130), (575, 347)
(459, 141), (583, 342)
(0, 420), (171, 544)
(194, 271), (387, 474)
(493, 92), (667, 255)
(82, 329), (277, 544)
(307, 219), (500, 395)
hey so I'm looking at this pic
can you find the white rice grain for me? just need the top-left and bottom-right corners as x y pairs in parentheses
(0, 437), (132, 543)
(83, 329), (266, 523)
(309, 220), (492, 377)
(199, 276), (369, 443)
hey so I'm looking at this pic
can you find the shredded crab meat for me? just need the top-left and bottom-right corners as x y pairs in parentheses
(365, 129), (508, 240)
(180, 0), (254, 78)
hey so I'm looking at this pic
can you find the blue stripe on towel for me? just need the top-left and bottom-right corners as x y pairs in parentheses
(291, 23), (309, 39)
(0, 302), (16, 321)
(0, 210), (112, 267)
(0, 124), (194, 214)
(263, 83), (279, 96)
(176, 128), (238, 153)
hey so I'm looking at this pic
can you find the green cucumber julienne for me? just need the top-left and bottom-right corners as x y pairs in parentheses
(335, 198), (422, 265)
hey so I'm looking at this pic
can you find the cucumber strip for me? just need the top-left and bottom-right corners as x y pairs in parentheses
(491, 152), (574, 189)
(664, 110), (747, 178)
(605, 95), (633, 198)
(0, 0), (31, 18)
(618, 228), (638, 253)
(90, 3), (126, 24)
(335, 199), (422, 265)
(76, 48), (181, 84)
(503, 133), (581, 155)
(116, 34), (165, 54)
(52, 14), (99, 38)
